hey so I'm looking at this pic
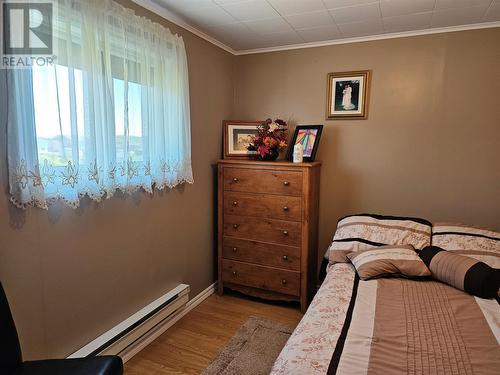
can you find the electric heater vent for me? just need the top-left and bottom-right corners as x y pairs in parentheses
(69, 284), (190, 362)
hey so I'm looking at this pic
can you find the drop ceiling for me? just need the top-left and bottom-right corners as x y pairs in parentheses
(142, 0), (500, 54)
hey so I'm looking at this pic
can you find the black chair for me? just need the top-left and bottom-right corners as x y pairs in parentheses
(0, 283), (123, 375)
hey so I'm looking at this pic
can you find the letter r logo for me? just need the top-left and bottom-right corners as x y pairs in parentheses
(2, 2), (52, 55)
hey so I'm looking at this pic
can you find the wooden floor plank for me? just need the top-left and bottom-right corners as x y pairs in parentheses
(125, 292), (303, 374)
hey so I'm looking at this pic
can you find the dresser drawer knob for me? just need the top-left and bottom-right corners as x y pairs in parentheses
(282, 279), (287, 285)
(283, 230), (288, 236)
(283, 255), (288, 260)
(232, 247), (238, 253)
(233, 177), (239, 183)
(232, 271), (237, 276)
(283, 206), (289, 211)
(232, 201), (238, 206)
(233, 224), (239, 229)
(283, 181), (290, 186)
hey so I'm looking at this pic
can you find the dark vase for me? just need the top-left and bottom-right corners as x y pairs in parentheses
(259, 148), (280, 161)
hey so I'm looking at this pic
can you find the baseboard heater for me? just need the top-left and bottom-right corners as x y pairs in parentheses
(68, 284), (190, 362)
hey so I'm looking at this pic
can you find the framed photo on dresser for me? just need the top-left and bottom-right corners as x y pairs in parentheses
(286, 125), (323, 162)
(223, 120), (262, 159)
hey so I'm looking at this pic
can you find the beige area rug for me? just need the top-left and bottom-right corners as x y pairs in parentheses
(201, 316), (293, 375)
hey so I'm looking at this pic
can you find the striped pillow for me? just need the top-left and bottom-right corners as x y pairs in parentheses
(347, 245), (431, 281)
(327, 214), (432, 265)
(431, 223), (500, 268)
(419, 246), (500, 299)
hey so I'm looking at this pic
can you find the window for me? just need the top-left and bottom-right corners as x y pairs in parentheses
(7, 0), (192, 209)
(32, 65), (85, 166)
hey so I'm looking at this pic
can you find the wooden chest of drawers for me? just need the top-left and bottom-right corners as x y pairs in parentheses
(217, 160), (321, 312)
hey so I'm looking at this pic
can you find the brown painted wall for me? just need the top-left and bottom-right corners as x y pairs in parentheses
(233, 28), (500, 262)
(0, 0), (234, 359)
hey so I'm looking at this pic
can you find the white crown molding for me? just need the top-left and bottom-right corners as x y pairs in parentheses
(235, 22), (500, 55)
(131, 1), (500, 57)
(131, 0), (237, 55)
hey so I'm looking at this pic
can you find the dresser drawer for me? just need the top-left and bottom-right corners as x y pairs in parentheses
(224, 215), (301, 247)
(222, 259), (300, 296)
(224, 192), (302, 222)
(222, 237), (300, 271)
(223, 167), (303, 196)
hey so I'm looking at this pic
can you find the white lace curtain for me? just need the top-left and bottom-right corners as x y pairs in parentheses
(7, 0), (193, 209)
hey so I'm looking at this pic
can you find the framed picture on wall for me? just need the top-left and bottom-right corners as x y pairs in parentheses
(326, 70), (371, 120)
(286, 125), (323, 162)
(223, 120), (262, 159)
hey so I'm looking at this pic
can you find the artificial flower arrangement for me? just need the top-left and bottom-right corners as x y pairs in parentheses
(247, 118), (288, 160)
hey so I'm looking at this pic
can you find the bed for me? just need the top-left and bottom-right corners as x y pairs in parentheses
(271, 215), (500, 375)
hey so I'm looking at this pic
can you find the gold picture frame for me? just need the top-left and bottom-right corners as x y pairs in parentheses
(326, 70), (371, 120)
(222, 120), (262, 159)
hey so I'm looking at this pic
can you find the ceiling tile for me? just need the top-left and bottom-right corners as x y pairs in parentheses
(296, 25), (342, 42)
(235, 39), (270, 50)
(380, 0), (436, 18)
(267, 0), (326, 16)
(243, 17), (294, 34)
(213, 0), (248, 4)
(182, 5), (239, 27)
(338, 18), (384, 37)
(208, 34), (246, 49)
(323, 0), (377, 9)
(383, 12), (433, 32)
(220, 0), (280, 21)
(435, 0), (492, 9)
(201, 22), (253, 40)
(260, 30), (304, 46)
(156, 0), (215, 12)
(431, 5), (490, 27)
(329, 3), (382, 24)
(285, 10), (335, 29)
(155, 0), (499, 51)
(483, 3), (500, 21)
(206, 26), (264, 49)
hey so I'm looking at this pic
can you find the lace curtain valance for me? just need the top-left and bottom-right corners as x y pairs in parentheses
(7, 0), (193, 209)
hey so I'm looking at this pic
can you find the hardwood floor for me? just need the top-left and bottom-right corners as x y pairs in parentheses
(125, 292), (303, 374)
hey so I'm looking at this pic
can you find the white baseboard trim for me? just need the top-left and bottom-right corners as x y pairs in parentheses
(120, 282), (217, 363)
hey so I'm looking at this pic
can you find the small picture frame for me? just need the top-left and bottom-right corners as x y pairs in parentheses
(223, 120), (262, 159)
(326, 70), (371, 120)
(286, 125), (323, 162)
